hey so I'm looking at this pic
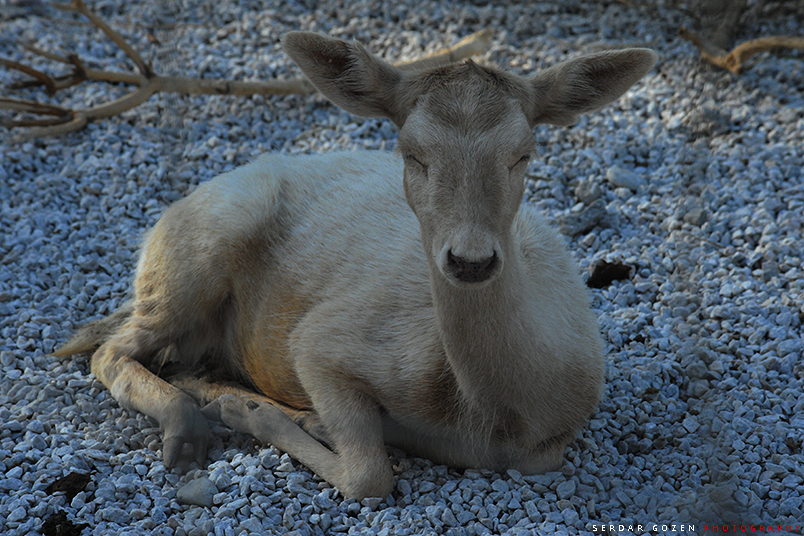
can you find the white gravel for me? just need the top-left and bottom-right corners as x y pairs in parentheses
(2, 1), (803, 535)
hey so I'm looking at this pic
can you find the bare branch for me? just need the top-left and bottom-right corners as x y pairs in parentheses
(396, 29), (493, 71)
(22, 44), (72, 64)
(80, 76), (161, 120)
(680, 27), (804, 74)
(54, 0), (154, 76)
(0, 96), (71, 116)
(1, 116), (74, 129)
(0, 58), (57, 94)
(680, 0), (804, 74)
(22, 115), (87, 136)
(2, 0), (492, 136)
(156, 76), (316, 96)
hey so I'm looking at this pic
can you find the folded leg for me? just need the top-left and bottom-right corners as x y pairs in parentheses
(170, 376), (331, 446)
(91, 337), (210, 467)
(207, 388), (391, 500)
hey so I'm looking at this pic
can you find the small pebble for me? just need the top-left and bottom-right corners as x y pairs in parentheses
(606, 166), (644, 191)
(177, 478), (218, 508)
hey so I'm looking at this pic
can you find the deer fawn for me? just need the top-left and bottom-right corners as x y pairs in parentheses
(55, 32), (656, 499)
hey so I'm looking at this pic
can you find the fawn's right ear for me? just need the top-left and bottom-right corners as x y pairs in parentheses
(282, 32), (408, 127)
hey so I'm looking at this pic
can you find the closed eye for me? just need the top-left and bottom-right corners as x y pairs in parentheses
(404, 153), (427, 169)
(510, 154), (531, 169)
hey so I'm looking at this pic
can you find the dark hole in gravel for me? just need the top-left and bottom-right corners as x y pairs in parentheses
(45, 472), (92, 501)
(41, 510), (88, 536)
(586, 260), (632, 289)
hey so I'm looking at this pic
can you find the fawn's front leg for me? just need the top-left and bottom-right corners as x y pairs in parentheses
(211, 386), (392, 500)
(171, 376), (332, 446)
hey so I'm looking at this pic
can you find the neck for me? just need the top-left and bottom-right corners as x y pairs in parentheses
(429, 243), (537, 410)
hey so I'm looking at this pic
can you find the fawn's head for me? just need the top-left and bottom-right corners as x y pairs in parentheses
(282, 32), (656, 287)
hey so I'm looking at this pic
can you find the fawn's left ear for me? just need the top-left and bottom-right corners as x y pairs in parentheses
(282, 32), (408, 126)
(525, 48), (658, 127)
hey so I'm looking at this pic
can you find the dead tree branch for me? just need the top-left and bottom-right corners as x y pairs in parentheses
(1, 0), (492, 137)
(680, 28), (804, 74)
(396, 29), (492, 71)
(679, 0), (804, 74)
(54, 0), (154, 77)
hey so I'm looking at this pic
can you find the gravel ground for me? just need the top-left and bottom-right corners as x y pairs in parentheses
(2, 1), (803, 535)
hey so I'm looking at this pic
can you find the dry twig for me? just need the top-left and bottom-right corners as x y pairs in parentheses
(680, 28), (804, 74)
(679, 0), (804, 74)
(395, 29), (492, 71)
(0, 0), (492, 137)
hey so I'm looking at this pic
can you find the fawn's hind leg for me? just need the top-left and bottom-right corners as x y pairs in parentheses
(90, 328), (211, 467)
(88, 202), (238, 468)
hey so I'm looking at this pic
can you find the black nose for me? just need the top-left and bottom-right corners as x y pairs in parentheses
(446, 250), (498, 283)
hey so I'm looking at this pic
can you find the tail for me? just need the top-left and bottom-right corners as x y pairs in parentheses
(52, 301), (135, 357)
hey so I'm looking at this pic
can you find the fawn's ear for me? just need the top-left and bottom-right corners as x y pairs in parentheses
(282, 32), (407, 126)
(525, 48), (657, 126)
